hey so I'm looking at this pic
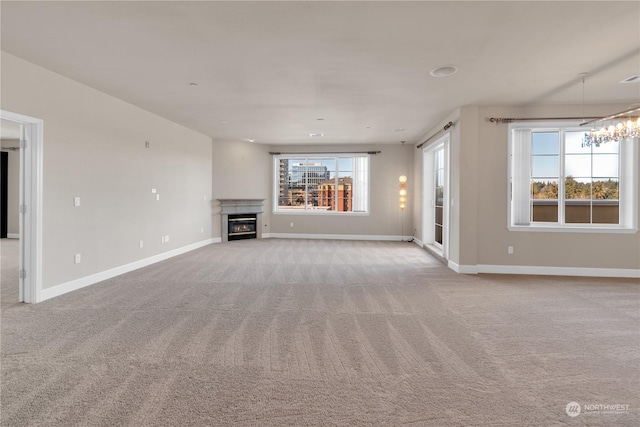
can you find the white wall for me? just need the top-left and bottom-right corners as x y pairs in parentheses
(1, 52), (213, 290)
(413, 103), (640, 272)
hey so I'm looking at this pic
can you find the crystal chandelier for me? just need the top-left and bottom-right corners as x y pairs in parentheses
(581, 106), (640, 147)
(583, 116), (640, 147)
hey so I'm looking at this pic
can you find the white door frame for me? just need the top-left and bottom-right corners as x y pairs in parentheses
(422, 134), (450, 260)
(1, 110), (43, 303)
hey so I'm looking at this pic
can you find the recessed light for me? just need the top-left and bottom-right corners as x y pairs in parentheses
(245, 138), (255, 143)
(309, 133), (324, 137)
(317, 118), (324, 121)
(430, 66), (458, 77)
(393, 128), (405, 132)
(188, 82), (199, 86)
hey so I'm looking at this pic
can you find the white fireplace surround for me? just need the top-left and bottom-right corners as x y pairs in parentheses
(218, 199), (265, 242)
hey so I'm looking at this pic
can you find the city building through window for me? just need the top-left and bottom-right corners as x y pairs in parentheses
(274, 154), (369, 214)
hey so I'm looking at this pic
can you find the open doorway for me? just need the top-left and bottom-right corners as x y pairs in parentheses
(0, 111), (43, 304)
(1, 119), (22, 307)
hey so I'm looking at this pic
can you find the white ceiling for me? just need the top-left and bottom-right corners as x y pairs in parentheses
(1, 1), (639, 145)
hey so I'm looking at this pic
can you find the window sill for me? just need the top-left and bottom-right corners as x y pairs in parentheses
(508, 225), (638, 234)
(273, 210), (370, 216)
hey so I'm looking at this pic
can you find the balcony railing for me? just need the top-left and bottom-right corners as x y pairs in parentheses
(532, 199), (619, 224)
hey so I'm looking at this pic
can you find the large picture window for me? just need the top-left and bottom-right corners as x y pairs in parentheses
(274, 154), (369, 214)
(509, 122), (637, 231)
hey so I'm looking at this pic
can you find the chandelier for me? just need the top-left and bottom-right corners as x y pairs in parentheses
(581, 106), (640, 147)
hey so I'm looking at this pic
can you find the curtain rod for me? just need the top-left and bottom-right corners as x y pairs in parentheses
(488, 116), (601, 124)
(269, 151), (380, 155)
(579, 106), (640, 127)
(416, 121), (454, 149)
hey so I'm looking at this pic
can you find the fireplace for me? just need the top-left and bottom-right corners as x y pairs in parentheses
(228, 214), (257, 241)
(218, 199), (265, 242)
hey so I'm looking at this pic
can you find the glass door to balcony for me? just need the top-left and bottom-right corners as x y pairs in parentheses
(422, 135), (449, 259)
(434, 147), (445, 248)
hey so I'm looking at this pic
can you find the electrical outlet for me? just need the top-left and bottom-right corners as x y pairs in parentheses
(139, 240), (144, 248)
(290, 222), (294, 228)
(508, 246), (514, 254)
(73, 196), (81, 207)
(165, 235), (169, 243)
(74, 254), (81, 264)
(201, 227), (204, 233)
(156, 194), (160, 201)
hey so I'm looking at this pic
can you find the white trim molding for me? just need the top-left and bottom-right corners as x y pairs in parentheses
(448, 262), (639, 278)
(1, 110), (44, 304)
(41, 238), (218, 302)
(7, 233), (20, 239)
(266, 233), (409, 241)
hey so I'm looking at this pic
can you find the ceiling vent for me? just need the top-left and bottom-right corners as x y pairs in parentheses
(619, 75), (640, 84)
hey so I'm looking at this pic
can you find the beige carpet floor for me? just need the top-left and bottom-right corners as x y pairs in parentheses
(1, 238), (639, 426)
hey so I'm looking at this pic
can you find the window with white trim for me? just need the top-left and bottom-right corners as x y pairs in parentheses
(274, 154), (369, 214)
(509, 122), (638, 231)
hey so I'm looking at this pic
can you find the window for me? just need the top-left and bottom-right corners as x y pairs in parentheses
(509, 121), (637, 231)
(274, 154), (369, 214)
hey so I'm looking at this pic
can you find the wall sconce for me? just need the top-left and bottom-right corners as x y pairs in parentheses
(399, 175), (407, 210)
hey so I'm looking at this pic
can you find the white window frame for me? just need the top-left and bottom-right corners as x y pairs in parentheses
(507, 121), (638, 233)
(273, 153), (370, 215)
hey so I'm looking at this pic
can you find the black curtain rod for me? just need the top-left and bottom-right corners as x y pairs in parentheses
(416, 121), (454, 149)
(269, 151), (380, 155)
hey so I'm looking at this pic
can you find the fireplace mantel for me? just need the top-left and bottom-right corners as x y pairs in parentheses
(218, 199), (265, 241)
(218, 199), (265, 215)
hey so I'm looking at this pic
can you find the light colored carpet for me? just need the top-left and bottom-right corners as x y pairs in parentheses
(1, 238), (639, 426)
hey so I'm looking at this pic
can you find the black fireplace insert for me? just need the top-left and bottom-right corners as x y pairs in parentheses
(228, 214), (257, 241)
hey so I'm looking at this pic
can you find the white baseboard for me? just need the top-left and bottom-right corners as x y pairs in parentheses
(265, 233), (408, 241)
(41, 238), (218, 302)
(412, 237), (423, 247)
(448, 262), (639, 278)
(447, 260), (479, 274)
(7, 233), (19, 239)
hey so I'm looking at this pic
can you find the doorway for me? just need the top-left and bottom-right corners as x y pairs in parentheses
(0, 111), (43, 303)
(422, 134), (450, 259)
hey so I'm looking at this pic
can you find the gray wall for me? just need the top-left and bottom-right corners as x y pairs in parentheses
(413, 103), (640, 270)
(211, 138), (272, 238)
(1, 52), (213, 289)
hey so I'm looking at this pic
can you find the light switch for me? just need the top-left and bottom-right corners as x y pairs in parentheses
(156, 194), (160, 201)
(74, 254), (81, 264)
(74, 197), (81, 207)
